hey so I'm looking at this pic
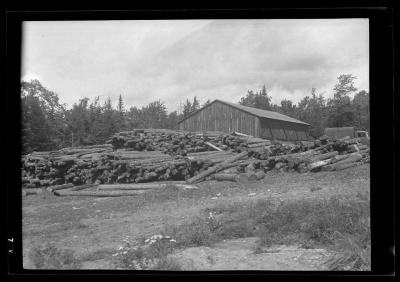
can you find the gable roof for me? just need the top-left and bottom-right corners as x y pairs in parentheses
(178, 99), (310, 126)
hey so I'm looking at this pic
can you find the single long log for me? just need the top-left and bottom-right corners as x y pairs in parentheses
(205, 142), (223, 151)
(309, 151), (338, 163)
(314, 142), (334, 151)
(333, 153), (362, 166)
(231, 131), (251, 137)
(46, 183), (74, 192)
(23, 188), (43, 195)
(54, 190), (146, 197)
(70, 184), (99, 191)
(321, 153), (362, 171)
(308, 159), (333, 171)
(97, 182), (193, 190)
(186, 151), (249, 184)
(213, 173), (239, 182)
(187, 151), (231, 157)
(330, 152), (358, 164)
(245, 137), (270, 144)
(237, 172), (258, 183)
(247, 142), (271, 148)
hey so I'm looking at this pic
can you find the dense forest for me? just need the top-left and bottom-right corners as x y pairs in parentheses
(21, 74), (369, 153)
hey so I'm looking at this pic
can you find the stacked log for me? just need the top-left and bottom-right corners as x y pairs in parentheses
(107, 129), (228, 155)
(21, 148), (191, 188)
(186, 151), (249, 184)
(256, 136), (369, 173)
(21, 130), (370, 192)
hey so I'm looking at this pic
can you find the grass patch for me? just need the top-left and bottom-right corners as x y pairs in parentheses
(79, 248), (115, 262)
(113, 235), (182, 270)
(28, 243), (81, 269)
(165, 195), (370, 271)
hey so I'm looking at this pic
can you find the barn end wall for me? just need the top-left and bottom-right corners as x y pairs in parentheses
(178, 101), (259, 136)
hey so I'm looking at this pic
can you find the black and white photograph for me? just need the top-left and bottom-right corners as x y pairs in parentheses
(16, 16), (376, 271)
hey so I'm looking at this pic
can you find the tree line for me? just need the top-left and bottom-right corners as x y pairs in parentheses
(238, 74), (369, 137)
(21, 74), (369, 153)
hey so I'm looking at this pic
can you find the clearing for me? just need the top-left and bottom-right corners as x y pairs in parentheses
(22, 164), (370, 270)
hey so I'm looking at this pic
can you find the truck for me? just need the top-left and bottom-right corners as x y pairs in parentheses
(324, 127), (370, 145)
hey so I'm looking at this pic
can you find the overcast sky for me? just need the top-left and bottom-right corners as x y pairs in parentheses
(21, 19), (369, 112)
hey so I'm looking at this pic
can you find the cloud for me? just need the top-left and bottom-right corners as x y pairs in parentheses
(22, 19), (369, 112)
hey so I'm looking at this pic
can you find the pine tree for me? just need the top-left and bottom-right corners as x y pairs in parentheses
(118, 94), (125, 113)
(182, 99), (193, 117)
(192, 96), (200, 112)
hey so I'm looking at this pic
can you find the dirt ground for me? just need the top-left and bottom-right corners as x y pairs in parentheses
(22, 164), (370, 270)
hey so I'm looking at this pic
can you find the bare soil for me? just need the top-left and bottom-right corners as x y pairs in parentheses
(22, 164), (370, 270)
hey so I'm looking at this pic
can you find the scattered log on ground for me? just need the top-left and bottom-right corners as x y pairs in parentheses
(321, 153), (362, 171)
(237, 173), (255, 183)
(308, 159), (333, 171)
(330, 154), (351, 164)
(23, 188), (43, 196)
(308, 151), (338, 163)
(70, 184), (99, 191)
(54, 190), (146, 197)
(97, 182), (195, 190)
(213, 173), (239, 182)
(332, 153), (362, 166)
(46, 183), (74, 192)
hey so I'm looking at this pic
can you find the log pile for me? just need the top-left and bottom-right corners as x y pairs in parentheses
(254, 136), (370, 173)
(21, 130), (370, 193)
(107, 129), (274, 155)
(21, 146), (191, 189)
(107, 129), (227, 155)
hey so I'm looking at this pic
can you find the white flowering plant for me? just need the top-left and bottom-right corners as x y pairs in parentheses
(206, 211), (220, 231)
(112, 235), (178, 270)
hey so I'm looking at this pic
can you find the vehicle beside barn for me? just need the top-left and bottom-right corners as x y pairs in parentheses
(178, 99), (310, 141)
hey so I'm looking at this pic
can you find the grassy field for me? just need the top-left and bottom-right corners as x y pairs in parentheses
(22, 164), (370, 270)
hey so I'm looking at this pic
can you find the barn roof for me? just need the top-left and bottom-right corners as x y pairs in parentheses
(178, 99), (310, 126)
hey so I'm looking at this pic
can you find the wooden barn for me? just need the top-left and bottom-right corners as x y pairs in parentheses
(178, 99), (310, 141)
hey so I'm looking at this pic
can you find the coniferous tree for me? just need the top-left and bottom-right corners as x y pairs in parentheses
(192, 96), (200, 112)
(182, 99), (193, 118)
(202, 99), (212, 108)
(239, 84), (271, 110)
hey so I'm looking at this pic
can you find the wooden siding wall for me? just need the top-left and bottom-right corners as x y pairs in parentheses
(260, 118), (309, 141)
(178, 101), (258, 136)
(178, 101), (310, 141)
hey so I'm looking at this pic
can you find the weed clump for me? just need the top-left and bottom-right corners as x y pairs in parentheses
(28, 243), (81, 269)
(113, 235), (181, 270)
(166, 195), (370, 271)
